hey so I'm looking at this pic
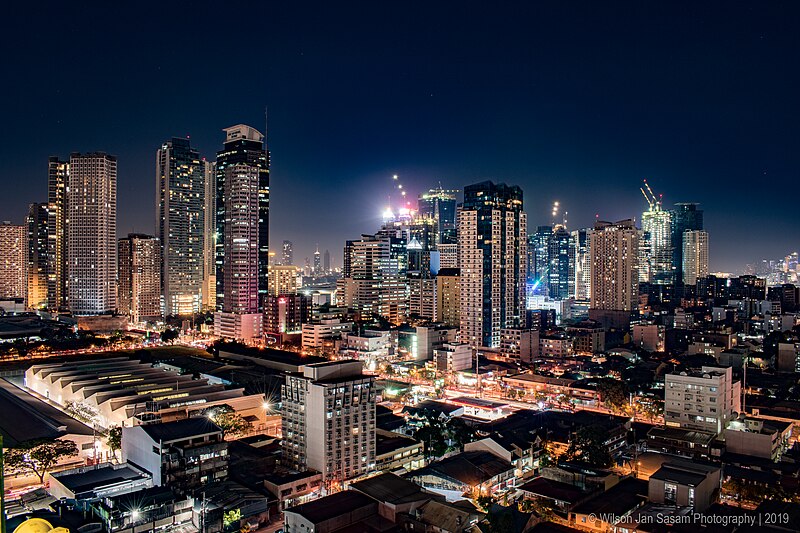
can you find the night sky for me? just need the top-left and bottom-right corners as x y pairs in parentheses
(2, 1), (798, 272)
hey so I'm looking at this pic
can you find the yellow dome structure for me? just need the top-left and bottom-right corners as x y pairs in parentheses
(12, 518), (69, 533)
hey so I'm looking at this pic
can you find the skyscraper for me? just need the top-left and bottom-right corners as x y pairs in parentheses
(323, 249), (331, 273)
(26, 203), (49, 310)
(214, 161), (263, 341)
(341, 234), (406, 323)
(528, 225), (553, 295)
(0, 222), (27, 302)
(67, 153), (117, 315)
(571, 228), (591, 301)
(682, 230), (709, 286)
(47, 156), (69, 310)
(672, 203), (704, 284)
(641, 204), (674, 285)
(589, 219), (639, 326)
(547, 225), (573, 299)
(313, 245), (321, 275)
(282, 240), (293, 266)
(435, 268), (460, 328)
(118, 234), (162, 322)
(202, 160), (217, 311)
(459, 181), (527, 348)
(221, 164), (260, 314)
(417, 187), (458, 244)
(156, 138), (205, 316)
(215, 125), (269, 311)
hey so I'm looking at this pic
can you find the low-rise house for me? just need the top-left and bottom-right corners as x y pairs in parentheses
(645, 426), (718, 460)
(375, 429), (425, 473)
(568, 477), (647, 532)
(263, 470), (323, 511)
(350, 472), (433, 523)
(724, 417), (793, 460)
(407, 451), (515, 500)
(518, 477), (589, 513)
(648, 460), (721, 512)
(283, 490), (380, 533)
(404, 499), (483, 533)
(193, 481), (269, 533)
(92, 486), (193, 533)
(49, 463), (152, 502)
(464, 433), (541, 479)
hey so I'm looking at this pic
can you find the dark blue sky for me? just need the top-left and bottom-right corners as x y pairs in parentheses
(2, 1), (798, 272)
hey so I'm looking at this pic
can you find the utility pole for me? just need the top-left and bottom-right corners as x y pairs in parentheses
(1, 435), (6, 533)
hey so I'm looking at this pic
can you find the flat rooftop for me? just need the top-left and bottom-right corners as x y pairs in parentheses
(53, 464), (148, 495)
(285, 490), (376, 524)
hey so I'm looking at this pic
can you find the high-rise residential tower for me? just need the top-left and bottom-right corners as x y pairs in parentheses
(682, 230), (709, 286)
(417, 187), (458, 244)
(459, 181), (527, 348)
(67, 152), (117, 315)
(641, 204), (674, 285)
(26, 203), (49, 310)
(202, 160), (217, 311)
(547, 225), (574, 299)
(528, 225), (552, 295)
(118, 234), (162, 322)
(0, 222), (27, 302)
(672, 203), (704, 284)
(47, 156), (69, 310)
(215, 125), (269, 312)
(571, 228), (591, 301)
(221, 164), (260, 314)
(589, 219), (639, 326)
(157, 138), (205, 316)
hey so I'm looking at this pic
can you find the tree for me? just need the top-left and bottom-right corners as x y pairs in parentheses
(106, 426), (122, 463)
(4, 439), (79, 484)
(563, 426), (613, 468)
(64, 400), (100, 424)
(203, 405), (252, 438)
(161, 328), (180, 344)
(596, 378), (629, 413)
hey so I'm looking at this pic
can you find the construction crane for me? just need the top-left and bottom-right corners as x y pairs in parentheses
(640, 179), (662, 211)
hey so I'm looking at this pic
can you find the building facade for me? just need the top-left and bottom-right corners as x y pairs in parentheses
(672, 203), (703, 285)
(282, 361), (376, 484)
(589, 219), (638, 324)
(47, 156), (69, 310)
(157, 138), (205, 316)
(641, 206), (674, 285)
(459, 181), (527, 348)
(26, 203), (49, 310)
(67, 152), (117, 315)
(0, 222), (27, 302)
(682, 230), (709, 286)
(215, 125), (269, 312)
(664, 366), (741, 435)
(118, 234), (162, 322)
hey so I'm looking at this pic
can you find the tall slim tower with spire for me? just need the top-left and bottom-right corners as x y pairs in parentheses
(313, 245), (321, 276)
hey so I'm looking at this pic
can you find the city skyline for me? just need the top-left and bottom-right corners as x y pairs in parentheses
(1, 2), (798, 272)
